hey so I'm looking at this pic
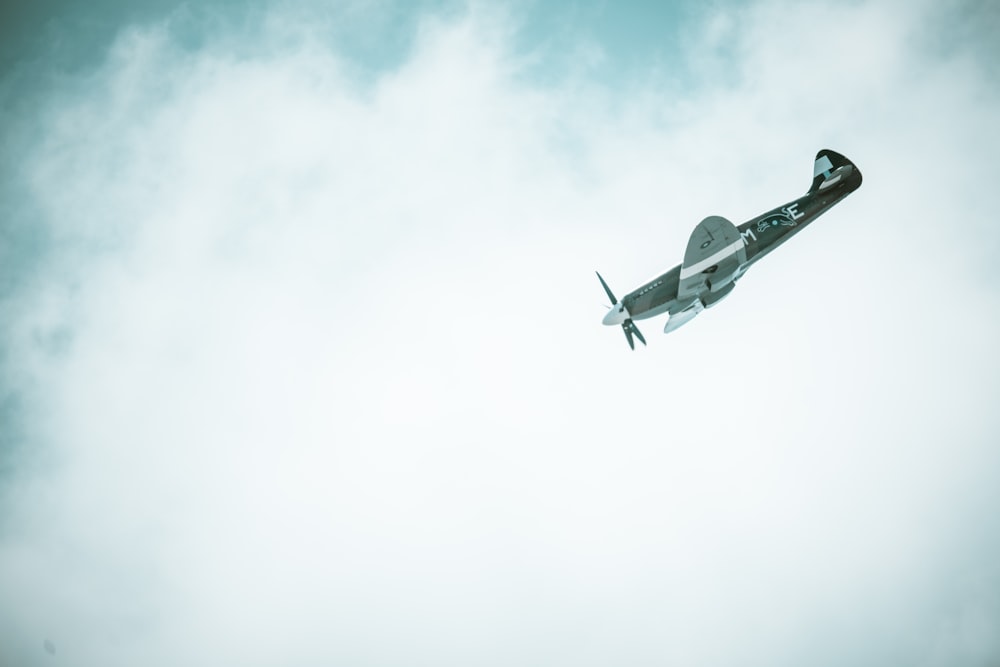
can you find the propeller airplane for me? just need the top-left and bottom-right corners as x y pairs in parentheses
(597, 149), (862, 348)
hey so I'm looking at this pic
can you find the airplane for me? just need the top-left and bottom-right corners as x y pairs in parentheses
(597, 149), (862, 348)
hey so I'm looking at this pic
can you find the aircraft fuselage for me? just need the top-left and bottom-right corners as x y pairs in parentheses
(602, 150), (862, 337)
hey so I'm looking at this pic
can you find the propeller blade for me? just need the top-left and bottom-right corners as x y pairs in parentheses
(596, 271), (618, 306)
(623, 325), (635, 350)
(630, 321), (647, 346)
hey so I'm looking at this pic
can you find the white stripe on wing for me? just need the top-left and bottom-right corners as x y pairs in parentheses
(679, 238), (745, 279)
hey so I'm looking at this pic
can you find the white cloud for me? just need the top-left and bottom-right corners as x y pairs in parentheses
(1, 2), (999, 666)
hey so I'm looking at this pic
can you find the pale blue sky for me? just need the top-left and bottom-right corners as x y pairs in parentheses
(1, 1), (999, 666)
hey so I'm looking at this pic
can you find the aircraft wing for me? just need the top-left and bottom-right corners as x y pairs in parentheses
(677, 215), (746, 300)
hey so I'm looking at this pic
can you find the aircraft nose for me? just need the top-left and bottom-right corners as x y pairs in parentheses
(603, 303), (629, 326)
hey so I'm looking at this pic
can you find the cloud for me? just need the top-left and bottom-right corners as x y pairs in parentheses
(1, 1), (999, 666)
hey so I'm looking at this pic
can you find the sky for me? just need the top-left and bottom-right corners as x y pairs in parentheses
(1, 0), (999, 665)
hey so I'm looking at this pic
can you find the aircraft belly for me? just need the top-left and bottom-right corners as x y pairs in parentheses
(633, 300), (673, 321)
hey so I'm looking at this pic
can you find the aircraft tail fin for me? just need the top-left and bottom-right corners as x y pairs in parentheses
(808, 149), (862, 194)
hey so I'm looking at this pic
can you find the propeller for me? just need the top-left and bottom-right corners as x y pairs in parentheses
(624, 320), (646, 350)
(596, 271), (618, 306)
(596, 271), (646, 350)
